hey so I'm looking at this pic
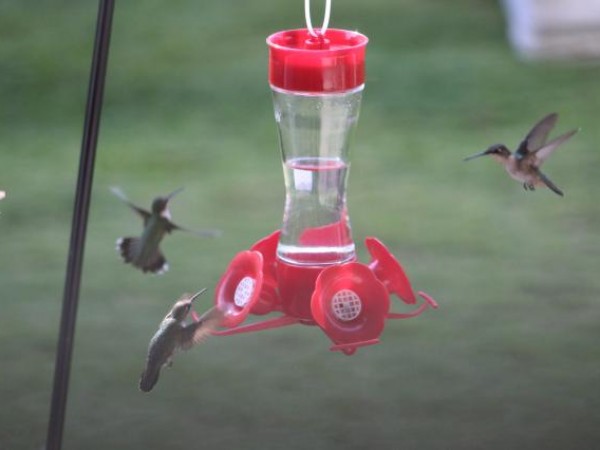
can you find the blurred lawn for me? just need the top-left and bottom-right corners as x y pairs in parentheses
(1, 0), (599, 449)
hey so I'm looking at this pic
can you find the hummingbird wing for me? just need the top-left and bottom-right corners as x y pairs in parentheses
(179, 307), (224, 350)
(532, 128), (579, 166)
(536, 169), (564, 196)
(515, 113), (558, 158)
(165, 220), (222, 238)
(110, 186), (152, 223)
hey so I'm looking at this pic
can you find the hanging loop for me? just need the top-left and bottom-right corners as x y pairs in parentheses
(305, 0), (331, 37)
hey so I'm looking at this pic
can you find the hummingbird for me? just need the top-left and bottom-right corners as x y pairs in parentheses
(464, 113), (579, 196)
(111, 187), (221, 274)
(139, 288), (224, 392)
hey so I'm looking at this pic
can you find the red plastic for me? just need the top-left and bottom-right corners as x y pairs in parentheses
(214, 251), (263, 328)
(267, 28), (368, 93)
(212, 315), (299, 337)
(277, 261), (323, 322)
(209, 232), (439, 352)
(388, 291), (438, 319)
(209, 231), (439, 353)
(311, 262), (390, 355)
(366, 237), (417, 304)
(249, 231), (281, 315)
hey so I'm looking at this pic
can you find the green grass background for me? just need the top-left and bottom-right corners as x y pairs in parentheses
(1, 0), (599, 448)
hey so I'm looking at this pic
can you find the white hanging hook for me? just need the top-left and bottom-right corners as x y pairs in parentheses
(305, 0), (331, 38)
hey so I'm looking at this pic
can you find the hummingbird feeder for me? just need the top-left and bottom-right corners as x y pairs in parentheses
(210, 0), (439, 355)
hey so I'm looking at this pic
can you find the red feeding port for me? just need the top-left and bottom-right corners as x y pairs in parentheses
(214, 251), (264, 328)
(311, 262), (390, 355)
(249, 231), (281, 315)
(366, 237), (417, 304)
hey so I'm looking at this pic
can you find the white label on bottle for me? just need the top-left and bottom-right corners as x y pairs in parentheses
(294, 168), (312, 191)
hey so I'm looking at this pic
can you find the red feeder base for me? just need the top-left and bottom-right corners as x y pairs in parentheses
(209, 231), (438, 355)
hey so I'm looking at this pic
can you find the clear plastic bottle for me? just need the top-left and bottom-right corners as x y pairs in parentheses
(273, 86), (363, 265)
(267, 28), (368, 267)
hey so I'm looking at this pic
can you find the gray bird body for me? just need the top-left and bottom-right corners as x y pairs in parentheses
(139, 289), (223, 392)
(125, 212), (171, 273)
(111, 187), (220, 274)
(464, 113), (578, 196)
(139, 316), (184, 391)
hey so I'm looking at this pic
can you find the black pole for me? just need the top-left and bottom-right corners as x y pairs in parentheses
(46, 1), (115, 449)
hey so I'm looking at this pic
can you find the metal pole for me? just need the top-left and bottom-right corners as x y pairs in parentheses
(46, 1), (115, 448)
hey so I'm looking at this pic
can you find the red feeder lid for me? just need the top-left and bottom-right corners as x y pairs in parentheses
(267, 28), (368, 93)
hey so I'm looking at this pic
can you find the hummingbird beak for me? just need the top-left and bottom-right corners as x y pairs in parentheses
(463, 150), (490, 162)
(165, 187), (184, 202)
(189, 288), (208, 303)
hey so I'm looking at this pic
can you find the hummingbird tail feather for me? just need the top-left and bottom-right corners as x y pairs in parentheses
(116, 237), (138, 263)
(139, 368), (161, 392)
(116, 237), (169, 274)
(538, 171), (564, 197)
(144, 251), (169, 274)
